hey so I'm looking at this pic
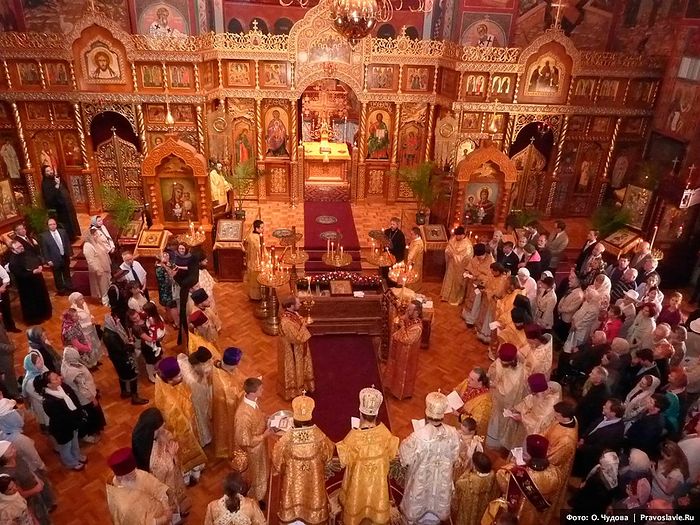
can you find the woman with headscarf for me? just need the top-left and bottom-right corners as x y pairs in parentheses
(82, 226), (112, 305)
(569, 451), (620, 514)
(20, 352), (49, 432)
(0, 396), (45, 474)
(624, 375), (661, 428)
(563, 288), (602, 354)
(155, 251), (178, 329)
(60, 347), (105, 444)
(102, 310), (147, 406)
(60, 308), (97, 369)
(619, 448), (652, 488)
(89, 215), (115, 254)
(617, 477), (651, 509)
(628, 303), (658, 352)
(25, 328), (60, 374)
(592, 273), (612, 307)
(68, 292), (102, 366)
(0, 472), (37, 525)
(131, 407), (191, 516)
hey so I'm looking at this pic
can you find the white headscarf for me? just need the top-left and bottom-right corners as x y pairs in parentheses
(597, 451), (619, 489)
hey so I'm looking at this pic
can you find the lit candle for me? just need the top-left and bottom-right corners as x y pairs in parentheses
(469, 230), (472, 239)
(340, 245), (344, 257)
(331, 242), (334, 256)
(327, 239), (330, 255)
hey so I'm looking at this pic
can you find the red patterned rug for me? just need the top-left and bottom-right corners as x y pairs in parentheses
(303, 201), (362, 273)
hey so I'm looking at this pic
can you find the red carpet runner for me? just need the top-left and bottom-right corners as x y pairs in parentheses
(303, 201), (362, 273)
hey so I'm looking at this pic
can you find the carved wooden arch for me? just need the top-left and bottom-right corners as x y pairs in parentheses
(517, 28), (581, 75)
(453, 143), (518, 227)
(67, 15), (136, 56)
(293, 71), (364, 101)
(141, 136), (211, 227)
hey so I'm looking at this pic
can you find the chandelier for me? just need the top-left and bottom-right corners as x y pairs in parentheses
(279, 0), (434, 45)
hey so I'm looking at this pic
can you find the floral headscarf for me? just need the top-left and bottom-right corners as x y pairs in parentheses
(21, 350), (47, 395)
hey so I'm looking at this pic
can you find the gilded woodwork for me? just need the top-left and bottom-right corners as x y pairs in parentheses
(95, 132), (143, 204)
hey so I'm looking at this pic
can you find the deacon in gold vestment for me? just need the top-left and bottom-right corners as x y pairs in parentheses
(337, 386), (400, 525)
(440, 226), (473, 305)
(209, 162), (232, 208)
(233, 377), (271, 503)
(453, 367), (492, 436)
(272, 393), (334, 524)
(212, 347), (246, 459)
(486, 344), (527, 450)
(454, 451), (497, 525)
(406, 227), (425, 292)
(242, 220), (264, 300)
(542, 402), (578, 524)
(492, 435), (563, 525)
(278, 295), (315, 401)
(188, 288), (221, 344)
(475, 263), (509, 343)
(154, 358), (207, 477)
(106, 447), (172, 525)
(462, 243), (495, 326)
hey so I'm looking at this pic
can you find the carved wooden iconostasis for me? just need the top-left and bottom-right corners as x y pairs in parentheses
(0, 2), (664, 224)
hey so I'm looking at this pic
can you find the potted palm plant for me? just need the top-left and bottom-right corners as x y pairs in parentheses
(100, 186), (139, 233)
(398, 161), (445, 225)
(224, 160), (265, 220)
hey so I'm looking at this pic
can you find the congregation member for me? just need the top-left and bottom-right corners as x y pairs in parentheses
(90, 215), (116, 254)
(155, 251), (179, 328)
(120, 251), (149, 301)
(12, 224), (40, 257)
(0, 323), (18, 401)
(0, 472), (36, 524)
(39, 218), (73, 296)
(534, 275), (556, 333)
(102, 310), (147, 405)
(242, 219), (264, 300)
(105, 447), (172, 525)
(233, 377), (270, 507)
(406, 227), (425, 291)
(204, 472), (265, 525)
(574, 229), (599, 273)
(60, 347), (105, 444)
(8, 240), (51, 325)
(516, 267), (537, 305)
(40, 166), (81, 242)
(487, 230), (503, 261)
(154, 357), (207, 485)
(605, 254), (630, 284)
(630, 241), (652, 273)
(60, 308), (97, 369)
(498, 241), (520, 275)
(131, 408), (191, 518)
(277, 295), (315, 400)
(384, 299), (423, 400)
(211, 347), (245, 460)
(399, 391), (460, 524)
(272, 393), (334, 524)
(0, 396), (46, 474)
(553, 269), (584, 346)
(440, 226), (472, 305)
(68, 292), (102, 365)
(547, 220), (569, 271)
(82, 225), (113, 305)
(336, 386), (399, 525)
(0, 263), (18, 333)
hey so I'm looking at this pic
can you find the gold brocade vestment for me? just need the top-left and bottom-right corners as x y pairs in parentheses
(243, 232), (262, 300)
(106, 469), (171, 525)
(441, 237), (474, 304)
(278, 311), (315, 400)
(494, 464), (563, 525)
(154, 377), (207, 473)
(453, 383), (492, 436)
(542, 421), (578, 523)
(233, 400), (269, 502)
(272, 424), (334, 524)
(406, 238), (425, 291)
(336, 423), (400, 525)
(384, 319), (423, 400)
(212, 364), (245, 459)
(454, 470), (496, 525)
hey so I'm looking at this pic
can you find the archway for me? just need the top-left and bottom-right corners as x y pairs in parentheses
(299, 78), (360, 146)
(90, 111), (144, 207)
(509, 121), (555, 211)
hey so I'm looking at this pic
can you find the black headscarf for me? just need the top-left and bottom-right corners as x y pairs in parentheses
(131, 407), (165, 471)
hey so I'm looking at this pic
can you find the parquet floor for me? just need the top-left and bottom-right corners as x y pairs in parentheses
(8, 205), (591, 524)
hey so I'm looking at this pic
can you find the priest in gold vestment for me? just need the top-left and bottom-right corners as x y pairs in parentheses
(106, 447), (173, 525)
(212, 347), (245, 459)
(209, 162), (232, 209)
(272, 393), (334, 524)
(453, 366), (492, 436)
(462, 243), (494, 325)
(233, 377), (271, 503)
(154, 357), (207, 478)
(242, 220), (264, 300)
(492, 435), (563, 525)
(454, 451), (497, 525)
(406, 227), (425, 291)
(507, 375), (561, 450)
(440, 226), (473, 305)
(278, 295), (315, 401)
(542, 401), (578, 523)
(486, 344), (527, 450)
(337, 386), (399, 525)
(384, 300), (424, 400)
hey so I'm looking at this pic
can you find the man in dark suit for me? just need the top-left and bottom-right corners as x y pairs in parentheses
(39, 217), (73, 295)
(625, 394), (668, 459)
(573, 398), (625, 477)
(636, 257), (660, 286)
(12, 223), (40, 257)
(498, 241), (520, 275)
(575, 229), (599, 273)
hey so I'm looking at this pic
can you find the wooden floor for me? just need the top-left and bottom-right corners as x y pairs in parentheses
(8, 204), (591, 524)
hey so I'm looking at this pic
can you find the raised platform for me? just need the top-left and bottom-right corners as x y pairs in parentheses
(303, 182), (351, 202)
